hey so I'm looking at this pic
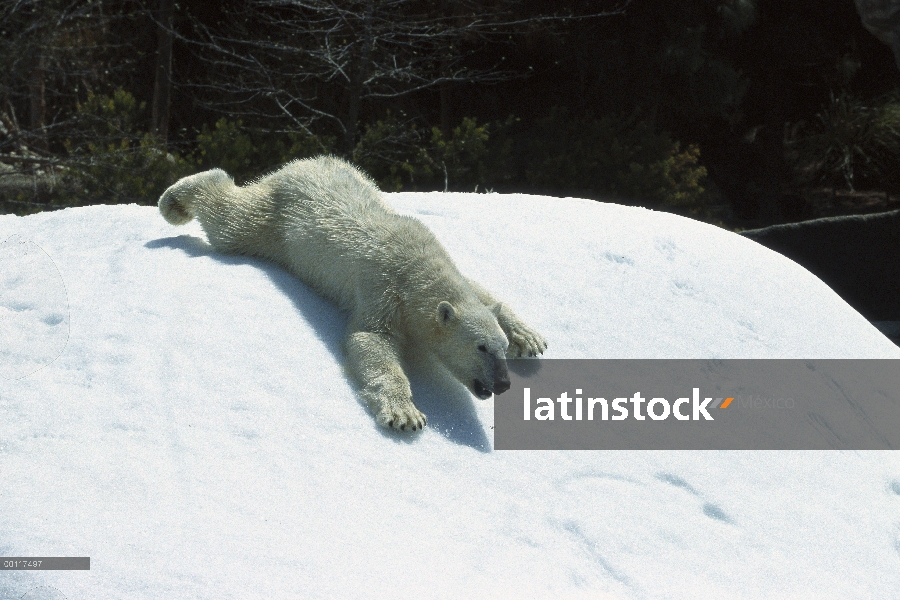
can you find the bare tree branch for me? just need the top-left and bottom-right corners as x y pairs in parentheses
(180, 0), (629, 152)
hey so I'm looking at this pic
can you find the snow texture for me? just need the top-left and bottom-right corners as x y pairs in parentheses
(1, 193), (899, 599)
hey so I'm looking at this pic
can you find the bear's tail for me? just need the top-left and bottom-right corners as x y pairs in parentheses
(158, 169), (235, 226)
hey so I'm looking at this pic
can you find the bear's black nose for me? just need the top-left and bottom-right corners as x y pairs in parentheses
(493, 375), (510, 395)
(493, 356), (510, 395)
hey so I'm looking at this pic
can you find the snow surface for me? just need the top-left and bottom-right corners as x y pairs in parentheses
(1, 192), (899, 599)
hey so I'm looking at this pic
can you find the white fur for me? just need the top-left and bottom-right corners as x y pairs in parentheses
(159, 156), (547, 431)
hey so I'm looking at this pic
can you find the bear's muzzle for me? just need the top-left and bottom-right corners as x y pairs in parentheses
(473, 356), (510, 399)
(494, 356), (510, 394)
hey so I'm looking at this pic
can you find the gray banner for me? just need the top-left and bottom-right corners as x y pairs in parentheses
(0, 557), (89, 570)
(494, 360), (900, 449)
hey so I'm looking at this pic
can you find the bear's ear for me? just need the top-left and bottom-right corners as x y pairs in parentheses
(490, 302), (503, 317)
(437, 301), (458, 326)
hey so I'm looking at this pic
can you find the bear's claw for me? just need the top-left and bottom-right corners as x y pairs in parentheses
(378, 403), (427, 432)
(494, 305), (547, 359)
(506, 323), (548, 359)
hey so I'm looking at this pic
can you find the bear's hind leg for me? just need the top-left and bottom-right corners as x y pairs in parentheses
(345, 329), (427, 431)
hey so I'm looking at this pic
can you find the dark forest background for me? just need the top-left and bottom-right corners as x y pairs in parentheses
(2, 0), (900, 228)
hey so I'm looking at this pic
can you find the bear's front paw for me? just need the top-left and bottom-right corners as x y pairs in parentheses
(377, 403), (427, 432)
(506, 322), (548, 358)
(359, 374), (426, 432)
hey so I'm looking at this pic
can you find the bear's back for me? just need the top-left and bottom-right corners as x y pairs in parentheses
(253, 156), (450, 314)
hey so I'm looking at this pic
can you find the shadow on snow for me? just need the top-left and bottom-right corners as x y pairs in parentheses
(146, 234), (491, 451)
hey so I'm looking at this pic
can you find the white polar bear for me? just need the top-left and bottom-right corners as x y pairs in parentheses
(158, 156), (547, 431)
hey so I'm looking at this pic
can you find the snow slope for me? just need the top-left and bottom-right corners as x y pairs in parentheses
(1, 193), (899, 599)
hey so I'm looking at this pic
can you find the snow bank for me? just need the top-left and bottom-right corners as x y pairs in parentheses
(1, 194), (898, 599)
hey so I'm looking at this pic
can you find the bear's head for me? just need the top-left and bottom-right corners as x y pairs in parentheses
(433, 300), (511, 399)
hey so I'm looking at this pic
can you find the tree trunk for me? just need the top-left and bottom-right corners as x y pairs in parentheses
(344, 0), (375, 154)
(28, 54), (47, 152)
(344, 74), (364, 155)
(439, 0), (455, 134)
(439, 72), (451, 135)
(151, 0), (175, 144)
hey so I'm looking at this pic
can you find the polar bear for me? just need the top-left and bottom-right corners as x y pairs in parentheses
(158, 156), (547, 431)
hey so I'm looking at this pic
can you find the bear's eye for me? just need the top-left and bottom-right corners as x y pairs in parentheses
(478, 344), (487, 353)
